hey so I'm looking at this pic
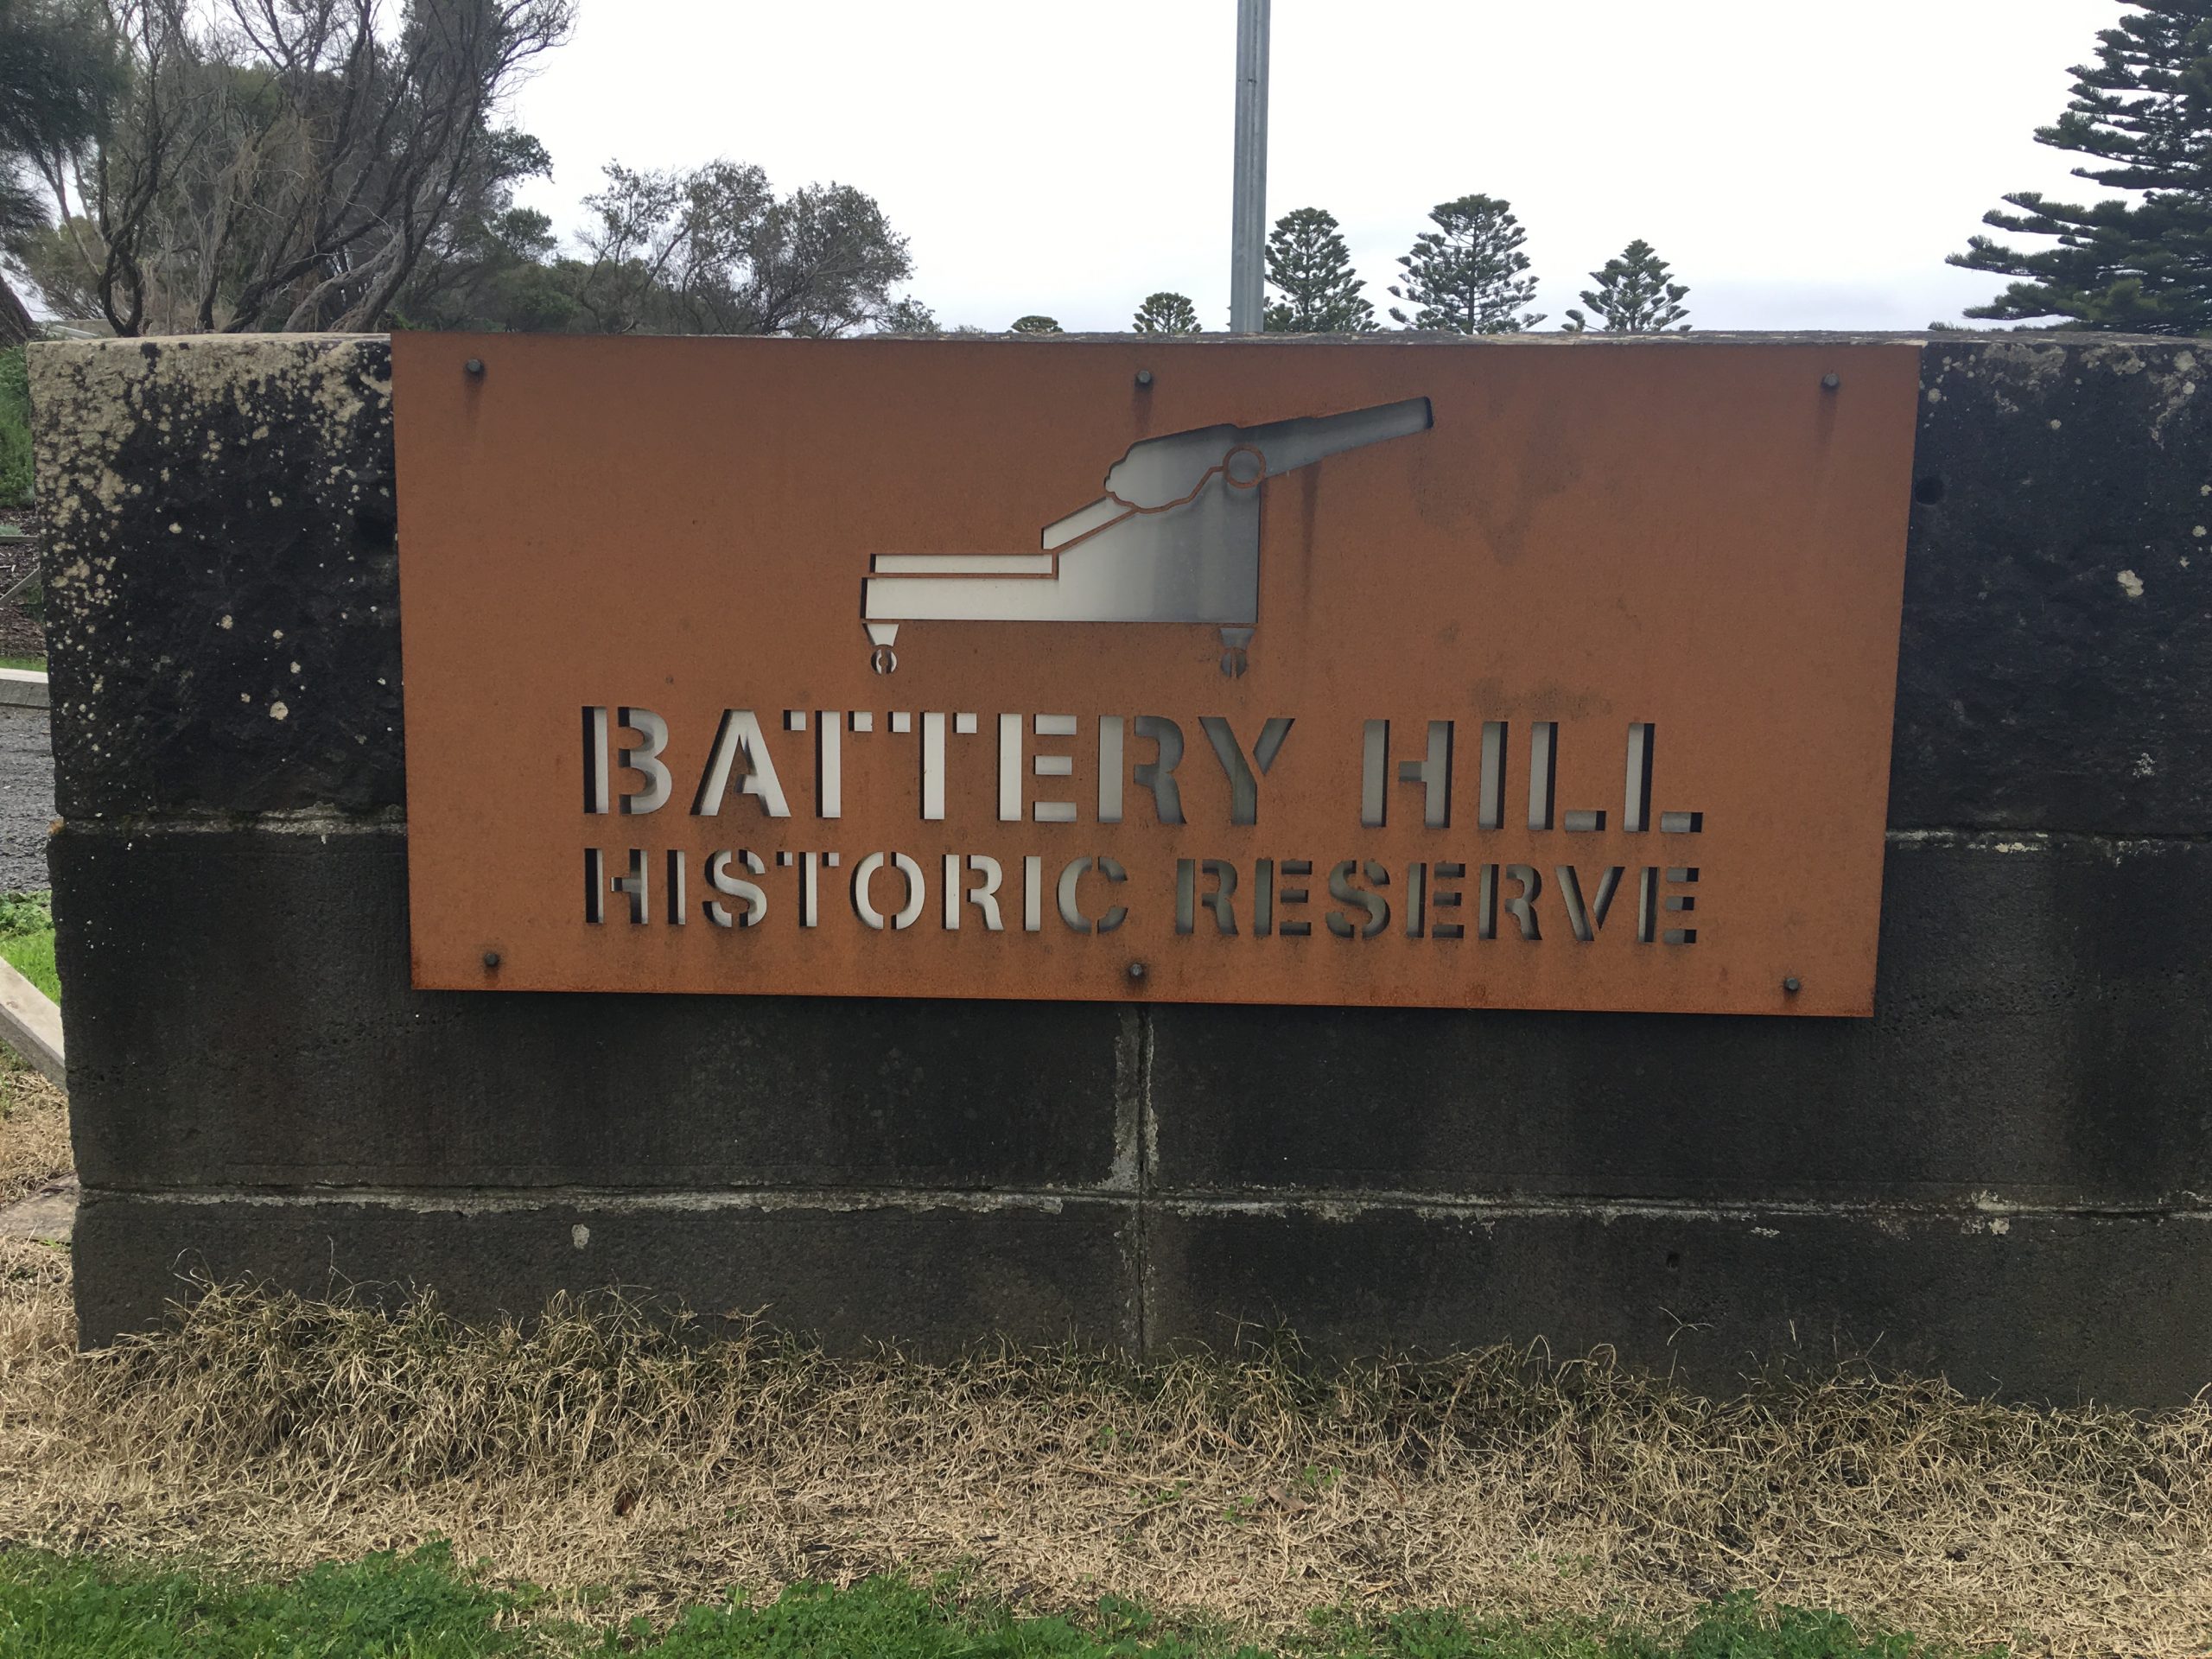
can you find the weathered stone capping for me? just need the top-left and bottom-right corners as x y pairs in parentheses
(31, 332), (2212, 1403)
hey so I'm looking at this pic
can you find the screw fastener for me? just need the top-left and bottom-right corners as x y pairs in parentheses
(1135, 369), (1154, 388)
(483, 950), (502, 969)
(1127, 961), (1148, 982)
(1783, 976), (1802, 995)
(463, 357), (486, 377)
(1820, 372), (1840, 391)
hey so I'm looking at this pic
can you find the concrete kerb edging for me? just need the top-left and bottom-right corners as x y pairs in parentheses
(0, 669), (48, 709)
(0, 955), (64, 1085)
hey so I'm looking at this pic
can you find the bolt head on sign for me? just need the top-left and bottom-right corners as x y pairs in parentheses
(392, 334), (1919, 1015)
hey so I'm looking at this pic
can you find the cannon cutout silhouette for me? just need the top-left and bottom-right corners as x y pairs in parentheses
(861, 397), (1433, 676)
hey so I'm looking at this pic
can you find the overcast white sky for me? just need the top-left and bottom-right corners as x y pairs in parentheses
(505, 0), (2113, 334)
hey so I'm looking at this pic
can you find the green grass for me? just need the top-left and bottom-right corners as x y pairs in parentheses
(0, 1547), (1993, 1658)
(645, 1581), (1962, 1658)
(0, 1545), (548, 1657)
(0, 890), (56, 1003)
(0, 655), (44, 672)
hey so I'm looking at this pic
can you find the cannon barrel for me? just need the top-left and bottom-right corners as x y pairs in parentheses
(1233, 397), (1433, 478)
(1099, 397), (1433, 510)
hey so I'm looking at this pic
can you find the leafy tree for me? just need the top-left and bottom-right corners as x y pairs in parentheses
(1263, 207), (1374, 332)
(1950, 3), (2212, 332)
(569, 161), (912, 337)
(387, 130), (582, 333)
(1563, 239), (1690, 333)
(0, 0), (122, 239)
(10, 0), (576, 335)
(6, 213), (95, 316)
(0, 0), (124, 333)
(1388, 194), (1543, 334)
(875, 296), (938, 334)
(393, 205), (582, 334)
(1009, 314), (1061, 334)
(1131, 290), (1200, 334)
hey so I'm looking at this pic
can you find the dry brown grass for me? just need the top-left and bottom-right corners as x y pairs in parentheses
(2, 1256), (2209, 1657)
(1, 1068), (2205, 1653)
(0, 1054), (68, 1205)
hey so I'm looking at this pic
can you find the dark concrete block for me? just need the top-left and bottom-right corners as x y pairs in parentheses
(31, 336), (402, 817)
(73, 1191), (1140, 1352)
(53, 824), (1134, 1192)
(1893, 337), (2212, 835)
(1146, 1201), (2212, 1405)
(1149, 833), (2212, 1206)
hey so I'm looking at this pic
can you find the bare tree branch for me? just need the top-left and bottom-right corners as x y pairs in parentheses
(76, 0), (573, 334)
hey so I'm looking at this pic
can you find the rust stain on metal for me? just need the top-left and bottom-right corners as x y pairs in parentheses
(392, 334), (1922, 1016)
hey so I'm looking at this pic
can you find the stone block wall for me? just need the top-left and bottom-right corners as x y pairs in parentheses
(32, 332), (2212, 1402)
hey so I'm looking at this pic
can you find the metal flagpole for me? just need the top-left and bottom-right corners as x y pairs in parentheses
(1230, 0), (1270, 334)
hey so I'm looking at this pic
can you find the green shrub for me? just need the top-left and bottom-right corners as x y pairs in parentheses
(0, 890), (56, 1001)
(0, 346), (30, 509)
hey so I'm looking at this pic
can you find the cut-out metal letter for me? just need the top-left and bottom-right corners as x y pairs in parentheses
(1362, 720), (1450, 828)
(706, 849), (767, 927)
(1554, 864), (1624, 943)
(1033, 714), (1077, 823)
(1361, 721), (1389, 827)
(1527, 724), (1557, 833)
(1430, 861), (1463, 940)
(1177, 859), (1238, 935)
(920, 712), (947, 821)
(1326, 860), (1390, 938)
(608, 847), (647, 924)
(798, 851), (823, 928)
(1624, 723), (1654, 833)
(817, 711), (843, 818)
(853, 852), (926, 931)
(1098, 716), (1125, 823)
(615, 708), (671, 816)
(1132, 716), (1186, 825)
(1275, 859), (1311, 938)
(582, 707), (610, 814)
(999, 714), (1023, 823)
(692, 710), (791, 819)
(1663, 866), (1700, 945)
(1478, 721), (1507, 831)
(955, 855), (1005, 931)
(1056, 855), (1129, 933)
(1403, 721), (1453, 829)
(1502, 863), (1542, 941)
(1199, 715), (1294, 826)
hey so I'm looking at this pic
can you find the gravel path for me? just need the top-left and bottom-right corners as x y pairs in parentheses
(0, 708), (53, 892)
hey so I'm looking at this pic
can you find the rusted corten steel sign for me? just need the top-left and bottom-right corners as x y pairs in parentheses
(393, 335), (1920, 1015)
